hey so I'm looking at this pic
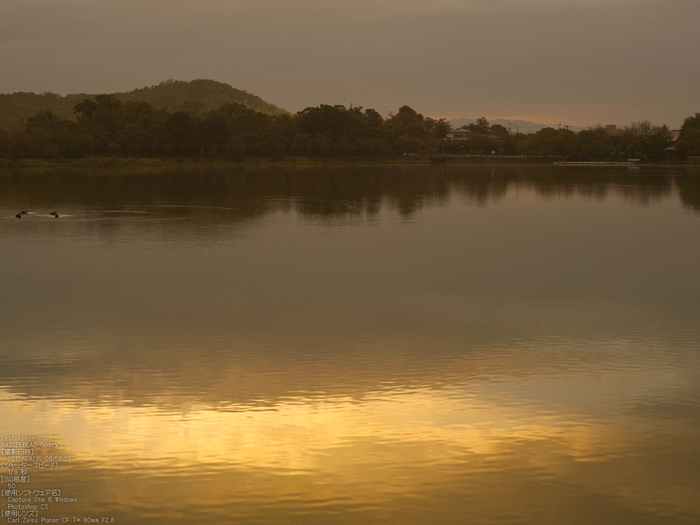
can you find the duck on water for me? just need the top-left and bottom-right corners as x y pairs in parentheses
(14, 210), (60, 218)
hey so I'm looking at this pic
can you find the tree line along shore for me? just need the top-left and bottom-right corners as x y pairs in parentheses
(1, 94), (699, 164)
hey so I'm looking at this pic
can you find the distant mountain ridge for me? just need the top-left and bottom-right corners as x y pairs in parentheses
(0, 79), (288, 131)
(448, 118), (586, 133)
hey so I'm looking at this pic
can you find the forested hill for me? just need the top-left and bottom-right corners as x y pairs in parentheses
(119, 80), (287, 116)
(0, 79), (287, 131)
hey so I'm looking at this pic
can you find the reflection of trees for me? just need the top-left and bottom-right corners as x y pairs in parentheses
(448, 167), (510, 206)
(0, 166), (696, 241)
(0, 166), (453, 233)
(676, 175), (700, 214)
(440, 166), (681, 209)
(520, 167), (676, 206)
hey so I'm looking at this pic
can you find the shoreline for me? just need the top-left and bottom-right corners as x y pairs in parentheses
(0, 156), (697, 171)
(0, 157), (432, 170)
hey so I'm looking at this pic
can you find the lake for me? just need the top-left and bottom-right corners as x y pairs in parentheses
(1, 165), (700, 524)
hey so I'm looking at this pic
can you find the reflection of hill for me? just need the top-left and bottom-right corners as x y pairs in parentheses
(0, 165), (693, 241)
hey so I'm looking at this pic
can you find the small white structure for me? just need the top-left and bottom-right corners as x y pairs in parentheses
(446, 129), (474, 141)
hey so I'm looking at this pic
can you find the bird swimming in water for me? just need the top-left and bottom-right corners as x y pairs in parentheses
(21, 210), (28, 215)
(15, 212), (22, 219)
(50, 211), (58, 217)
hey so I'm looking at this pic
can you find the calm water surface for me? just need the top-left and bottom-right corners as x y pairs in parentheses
(1, 166), (700, 524)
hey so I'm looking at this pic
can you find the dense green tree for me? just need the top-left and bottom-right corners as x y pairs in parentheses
(115, 101), (167, 156)
(460, 117), (490, 134)
(677, 113), (700, 156)
(72, 95), (127, 155)
(199, 113), (229, 156)
(295, 104), (387, 156)
(489, 124), (509, 137)
(520, 128), (578, 157)
(22, 110), (78, 157)
(619, 122), (672, 160)
(26, 110), (67, 132)
(73, 99), (97, 121)
(213, 102), (278, 157)
(386, 106), (432, 154)
(0, 129), (8, 156)
(166, 111), (199, 156)
(3, 99), (697, 163)
(577, 127), (613, 159)
(475, 117), (489, 133)
(424, 118), (451, 152)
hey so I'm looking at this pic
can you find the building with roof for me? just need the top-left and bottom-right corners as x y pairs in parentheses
(446, 129), (474, 140)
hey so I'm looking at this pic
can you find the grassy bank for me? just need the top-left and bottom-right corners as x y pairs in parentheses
(1, 156), (697, 171)
(0, 156), (439, 170)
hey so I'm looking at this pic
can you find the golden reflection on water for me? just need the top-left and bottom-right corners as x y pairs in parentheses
(3, 372), (699, 524)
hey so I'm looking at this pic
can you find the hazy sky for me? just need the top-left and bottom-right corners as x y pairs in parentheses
(1, 0), (698, 127)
